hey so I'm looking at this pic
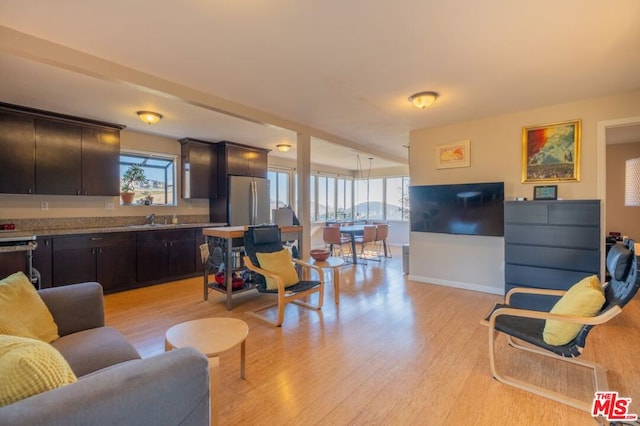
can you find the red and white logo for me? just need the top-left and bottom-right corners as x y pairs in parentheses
(592, 391), (638, 421)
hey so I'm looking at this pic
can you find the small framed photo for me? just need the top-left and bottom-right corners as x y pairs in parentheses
(533, 185), (558, 200)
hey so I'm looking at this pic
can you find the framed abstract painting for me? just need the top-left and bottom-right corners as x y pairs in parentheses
(436, 139), (470, 169)
(522, 120), (581, 183)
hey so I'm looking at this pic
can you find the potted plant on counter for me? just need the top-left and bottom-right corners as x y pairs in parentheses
(120, 164), (147, 204)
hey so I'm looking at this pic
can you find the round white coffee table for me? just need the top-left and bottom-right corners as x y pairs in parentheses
(165, 317), (249, 426)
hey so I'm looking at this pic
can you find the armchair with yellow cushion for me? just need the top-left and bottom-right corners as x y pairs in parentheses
(483, 239), (639, 412)
(243, 225), (325, 326)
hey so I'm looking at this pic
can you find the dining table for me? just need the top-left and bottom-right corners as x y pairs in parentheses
(338, 223), (390, 264)
(338, 225), (369, 264)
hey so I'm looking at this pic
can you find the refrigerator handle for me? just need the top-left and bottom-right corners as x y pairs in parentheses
(250, 180), (257, 225)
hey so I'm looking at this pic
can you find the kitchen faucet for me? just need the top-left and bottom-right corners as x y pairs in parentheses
(145, 213), (156, 225)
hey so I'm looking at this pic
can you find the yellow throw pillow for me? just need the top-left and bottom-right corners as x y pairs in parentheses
(543, 275), (606, 346)
(0, 272), (59, 343)
(0, 334), (77, 407)
(256, 249), (300, 291)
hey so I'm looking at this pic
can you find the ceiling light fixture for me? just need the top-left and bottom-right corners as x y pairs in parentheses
(277, 144), (292, 152)
(137, 111), (163, 125)
(408, 91), (439, 109)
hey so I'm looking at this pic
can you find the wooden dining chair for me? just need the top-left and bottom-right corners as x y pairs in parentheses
(354, 225), (377, 262)
(373, 223), (391, 258)
(322, 226), (351, 260)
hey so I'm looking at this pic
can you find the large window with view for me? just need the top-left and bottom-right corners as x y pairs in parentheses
(336, 178), (353, 220)
(385, 177), (410, 220)
(354, 176), (409, 222)
(316, 176), (337, 221)
(119, 152), (176, 206)
(281, 170), (407, 223)
(267, 170), (290, 214)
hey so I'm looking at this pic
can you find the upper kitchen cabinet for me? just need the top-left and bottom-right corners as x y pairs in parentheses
(0, 110), (35, 194)
(35, 118), (82, 195)
(0, 103), (124, 196)
(179, 138), (217, 199)
(217, 141), (269, 178)
(81, 127), (121, 196)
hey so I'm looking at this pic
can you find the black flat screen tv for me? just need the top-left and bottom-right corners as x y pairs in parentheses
(409, 182), (504, 236)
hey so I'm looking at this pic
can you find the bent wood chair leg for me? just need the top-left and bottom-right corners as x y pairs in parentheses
(489, 328), (608, 413)
(247, 287), (324, 327)
(246, 300), (283, 326)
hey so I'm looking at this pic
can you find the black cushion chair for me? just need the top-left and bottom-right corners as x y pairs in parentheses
(483, 239), (639, 412)
(243, 225), (325, 326)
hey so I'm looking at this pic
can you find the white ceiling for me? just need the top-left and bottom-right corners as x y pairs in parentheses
(0, 1), (639, 171)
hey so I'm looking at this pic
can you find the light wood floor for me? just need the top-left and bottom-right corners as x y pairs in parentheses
(103, 248), (640, 425)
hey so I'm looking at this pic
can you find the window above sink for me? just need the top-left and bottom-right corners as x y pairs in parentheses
(120, 150), (177, 206)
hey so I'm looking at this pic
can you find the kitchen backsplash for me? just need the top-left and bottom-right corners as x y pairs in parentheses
(0, 215), (210, 232)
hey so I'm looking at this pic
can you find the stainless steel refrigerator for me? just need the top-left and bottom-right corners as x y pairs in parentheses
(227, 175), (270, 226)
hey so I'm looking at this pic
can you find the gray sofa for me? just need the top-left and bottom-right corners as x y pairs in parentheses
(0, 282), (210, 426)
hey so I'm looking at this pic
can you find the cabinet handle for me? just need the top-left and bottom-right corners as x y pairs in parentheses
(91, 248), (96, 255)
(76, 189), (80, 195)
(84, 189), (88, 195)
(90, 237), (103, 241)
(99, 248), (103, 254)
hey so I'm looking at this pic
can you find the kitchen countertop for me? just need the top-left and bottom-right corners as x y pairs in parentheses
(3, 222), (228, 237)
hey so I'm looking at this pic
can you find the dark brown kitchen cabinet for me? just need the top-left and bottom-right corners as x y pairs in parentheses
(0, 102), (123, 196)
(136, 229), (196, 284)
(81, 127), (121, 196)
(0, 110), (35, 194)
(0, 252), (26, 282)
(32, 237), (53, 289)
(179, 138), (217, 199)
(52, 233), (136, 293)
(35, 119), (82, 195)
(218, 141), (269, 178)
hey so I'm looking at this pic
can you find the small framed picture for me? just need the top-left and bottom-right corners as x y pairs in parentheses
(435, 139), (470, 169)
(533, 185), (558, 200)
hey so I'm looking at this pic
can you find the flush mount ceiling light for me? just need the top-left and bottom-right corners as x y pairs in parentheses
(408, 91), (439, 109)
(276, 144), (292, 152)
(137, 111), (163, 125)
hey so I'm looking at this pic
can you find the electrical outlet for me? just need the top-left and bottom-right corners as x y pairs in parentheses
(40, 201), (49, 210)
(104, 202), (114, 210)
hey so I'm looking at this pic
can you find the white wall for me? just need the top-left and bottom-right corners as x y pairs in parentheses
(408, 90), (640, 295)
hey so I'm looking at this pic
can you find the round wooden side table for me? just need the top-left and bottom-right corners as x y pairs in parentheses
(165, 317), (249, 426)
(304, 256), (346, 304)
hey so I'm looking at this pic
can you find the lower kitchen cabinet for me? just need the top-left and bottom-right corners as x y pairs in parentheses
(136, 229), (196, 285)
(52, 233), (136, 293)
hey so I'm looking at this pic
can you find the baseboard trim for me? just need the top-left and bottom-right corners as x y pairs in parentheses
(407, 275), (504, 295)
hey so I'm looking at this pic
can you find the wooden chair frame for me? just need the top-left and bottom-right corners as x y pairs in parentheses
(485, 286), (622, 412)
(243, 256), (325, 327)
